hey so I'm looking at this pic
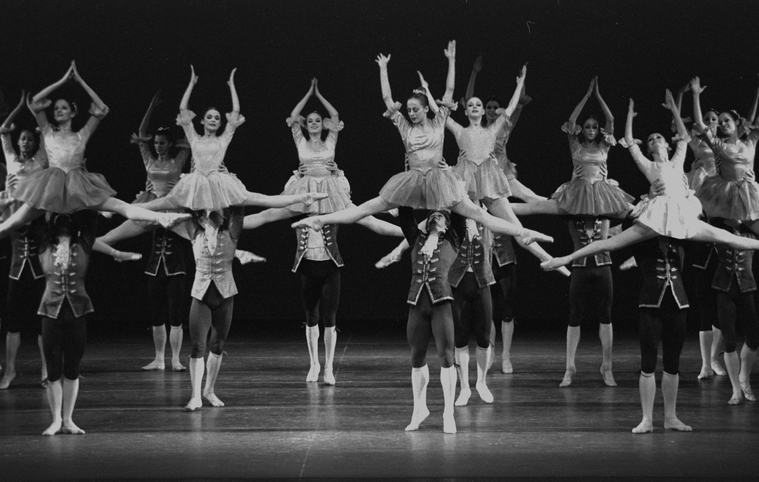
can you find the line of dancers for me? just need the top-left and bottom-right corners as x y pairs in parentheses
(0, 41), (757, 437)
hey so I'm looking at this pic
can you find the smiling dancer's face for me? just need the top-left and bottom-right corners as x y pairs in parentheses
(466, 97), (484, 119)
(485, 100), (500, 123)
(201, 109), (221, 133)
(582, 118), (599, 142)
(718, 113), (737, 136)
(306, 112), (323, 134)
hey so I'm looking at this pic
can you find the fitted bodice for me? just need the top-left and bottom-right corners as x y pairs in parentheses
(43, 124), (92, 173)
(689, 137), (716, 175)
(449, 115), (509, 166)
(291, 122), (338, 178)
(569, 136), (610, 182)
(387, 104), (450, 173)
(713, 137), (757, 182)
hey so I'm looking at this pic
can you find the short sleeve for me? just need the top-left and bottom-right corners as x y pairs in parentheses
(137, 141), (154, 168)
(176, 110), (198, 141)
(224, 112), (245, 135)
(323, 119), (343, 148)
(289, 116), (305, 144)
(383, 102), (410, 134)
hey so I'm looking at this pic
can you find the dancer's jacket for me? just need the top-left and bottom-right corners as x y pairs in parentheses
(292, 223), (343, 272)
(145, 228), (188, 277)
(711, 226), (756, 294)
(632, 235), (688, 309)
(448, 223), (495, 289)
(9, 217), (46, 280)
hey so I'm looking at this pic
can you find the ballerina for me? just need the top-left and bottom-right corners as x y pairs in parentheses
(0, 62), (189, 240)
(543, 90), (759, 272)
(242, 78), (402, 385)
(292, 42), (551, 245)
(136, 67), (325, 214)
(462, 54), (545, 203)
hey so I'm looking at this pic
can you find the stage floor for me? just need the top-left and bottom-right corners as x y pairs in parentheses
(1, 327), (757, 481)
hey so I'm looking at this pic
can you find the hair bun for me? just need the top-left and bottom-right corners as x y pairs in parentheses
(412, 87), (427, 96)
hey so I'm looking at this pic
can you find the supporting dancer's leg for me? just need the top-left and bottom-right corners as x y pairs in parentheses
(454, 347), (470, 406)
(405, 366), (430, 431)
(185, 357), (204, 411)
(323, 326), (337, 385)
(440, 366), (457, 434)
(61, 377), (84, 435)
(698, 329), (715, 379)
(169, 326), (185, 372)
(739, 345), (757, 402)
(203, 352), (224, 407)
(0, 332), (20, 389)
(305, 325), (320, 382)
(501, 319), (514, 374)
(692, 221), (759, 250)
(599, 323), (616, 387)
(42, 379), (63, 436)
(143, 326), (167, 371)
(724, 350), (743, 405)
(632, 372), (655, 434)
(662, 372), (691, 431)
(475, 346), (493, 403)
(37, 335), (48, 385)
(711, 327), (726, 375)
(561, 326), (580, 387)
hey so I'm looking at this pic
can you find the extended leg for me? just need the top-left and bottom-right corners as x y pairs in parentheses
(292, 197), (392, 231)
(544, 224), (656, 269)
(452, 197), (552, 242)
(100, 198), (189, 228)
(0, 204), (43, 240)
(509, 198), (562, 216)
(97, 220), (153, 246)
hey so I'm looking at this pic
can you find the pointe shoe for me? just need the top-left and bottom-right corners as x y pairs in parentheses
(158, 212), (191, 229)
(711, 360), (727, 376)
(542, 256), (570, 271)
(476, 382), (494, 403)
(111, 249), (142, 262)
(519, 229), (553, 245)
(728, 391), (743, 405)
(324, 367), (335, 386)
(141, 361), (165, 371)
(404, 408), (430, 431)
(184, 397), (202, 411)
(443, 410), (457, 434)
(455, 388), (471, 406)
(697, 365), (714, 380)
(740, 381), (756, 402)
(375, 248), (403, 269)
(306, 364), (320, 382)
(600, 366), (617, 387)
(559, 369), (575, 387)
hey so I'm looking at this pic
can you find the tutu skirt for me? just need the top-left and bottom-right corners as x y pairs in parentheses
(13, 167), (116, 214)
(133, 190), (158, 204)
(282, 173), (351, 214)
(632, 195), (703, 239)
(551, 178), (634, 218)
(379, 168), (467, 210)
(166, 171), (251, 212)
(454, 158), (512, 201)
(696, 176), (759, 221)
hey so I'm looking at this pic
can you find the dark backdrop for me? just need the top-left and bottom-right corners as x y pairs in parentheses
(1, 0), (757, 334)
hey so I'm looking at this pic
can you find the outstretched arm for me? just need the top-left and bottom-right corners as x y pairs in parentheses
(623, 99), (636, 146)
(593, 76), (614, 134)
(376, 54), (396, 111)
(290, 79), (315, 120)
(314, 79), (339, 124)
(503, 64), (527, 118)
(417, 71), (439, 115)
(356, 215), (403, 237)
(443, 40), (456, 101)
(665, 89), (687, 139)
(179, 65), (198, 112)
(676, 82), (690, 118)
(71, 61), (109, 133)
(567, 78), (595, 132)
(690, 77), (708, 132)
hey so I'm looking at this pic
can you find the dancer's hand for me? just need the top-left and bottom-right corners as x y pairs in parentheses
(516, 64), (527, 85)
(375, 53), (391, 68)
(690, 76), (706, 95)
(417, 71), (430, 92)
(662, 89), (676, 111)
(189, 65), (199, 85)
(678, 82), (691, 96)
(227, 68), (237, 87)
(628, 98), (637, 117)
(540, 256), (569, 271)
(444, 40), (456, 60)
(650, 178), (667, 197)
(27, 95), (50, 113)
(291, 216), (325, 232)
(583, 77), (595, 99)
(519, 229), (553, 245)
(473, 54), (483, 73)
(303, 192), (328, 206)
(130, 133), (152, 144)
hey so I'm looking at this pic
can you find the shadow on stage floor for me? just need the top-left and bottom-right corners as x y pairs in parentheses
(1, 322), (757, 481)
